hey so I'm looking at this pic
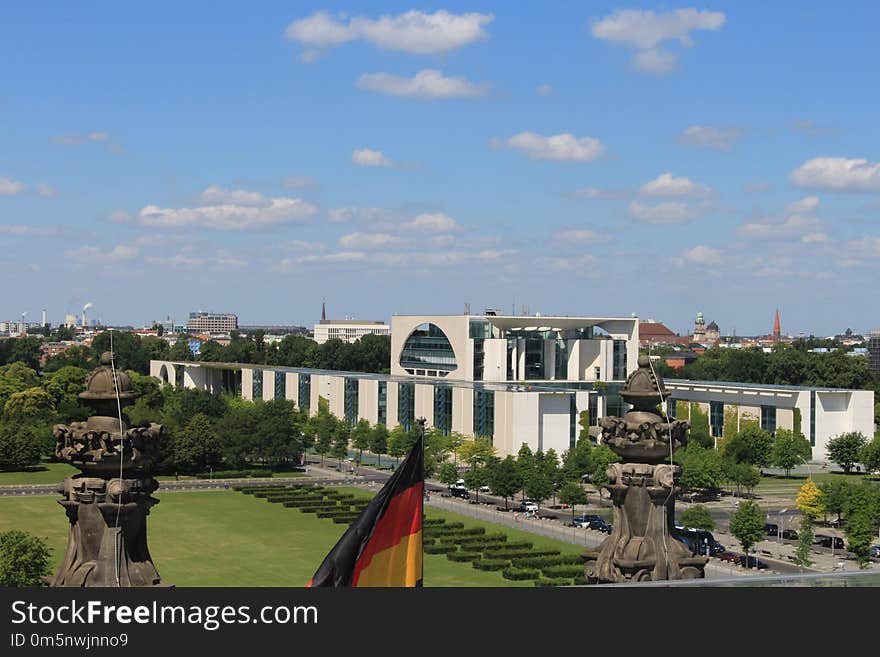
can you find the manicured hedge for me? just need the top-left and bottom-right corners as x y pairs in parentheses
(571, 575), (588, 586)
(472, 559), (510, 571)
(501, 567), (541, 581)
(424, 518), (446, 526)
(490, 549), (560, 560)
(480, 540), (531, 552)
(540, 565), (585, 579)
(534, 578), (572, 587)
(511, 554), (583, 569)
(196, 469), (269, 479)
(424, 544), (458, 555)
(447, 551), (482, 563)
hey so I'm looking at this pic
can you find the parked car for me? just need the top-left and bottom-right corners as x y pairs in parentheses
(518, 501), (538, 513)
(674, 528), (723, 556)
(716, 550), (741, 564)
(781, 529), (799, 540)
(478, 485), (491, 493)
(764, 523), (779, 536)
(586, 518), (611, 533)
(569, 514), (604, 528)
(814, 535), (845, 550)
(448, 485), (470, 499)
(870, 545), (880, 558)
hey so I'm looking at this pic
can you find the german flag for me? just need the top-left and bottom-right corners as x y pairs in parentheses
(308, 429), (424, 587)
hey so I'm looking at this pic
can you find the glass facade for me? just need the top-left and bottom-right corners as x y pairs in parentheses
(605, 394), (623, 419)
(298, 374), (311, 412)
(221, 369), (241, 396)
(473, 389), (494, 441)
(398, 382), (415, 431)
(569, 394), (578, 449)
(589, 393), (598, 427)
(377, 381), (387, 425)
(524, 336), (544, 380)
(613, 340), (627, 380)
(252, 369), (263, 400)
(473, 338), (485, 381)
(809, 392), (816, 447)
(400, 324), (457, 372)
(344, 378), (358, 426)
(433, 386), (453, 435)
(761, 405), (776, 433)
(555, 338), (568, 380)
(667, 397), (677, 419)
(710, 401), (724, 438)
(274, 371), (286, 400)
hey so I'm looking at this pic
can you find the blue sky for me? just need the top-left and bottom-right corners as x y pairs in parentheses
(2, 2), (879, 336)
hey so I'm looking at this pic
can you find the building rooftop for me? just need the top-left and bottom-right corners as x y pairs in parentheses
(317, 319), (388, 325)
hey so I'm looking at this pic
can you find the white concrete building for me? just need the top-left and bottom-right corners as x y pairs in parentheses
(313, 319), (390, 344)
(187, 312), (238, 333)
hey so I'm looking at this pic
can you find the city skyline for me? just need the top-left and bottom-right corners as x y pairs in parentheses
(2, 3), (879, 335)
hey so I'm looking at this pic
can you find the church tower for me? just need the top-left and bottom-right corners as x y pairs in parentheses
(693, 311), (706, 343)
(773, 309), (781, 343)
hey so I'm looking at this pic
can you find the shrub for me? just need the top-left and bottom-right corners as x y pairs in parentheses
(511, 554), (582, 569)
(424, 544), (458, 555)
(424, 518), (446, 526)
(473, 558), (510, 571)
(540, 564), (585, 578)
(571, 575), (587, 586)
(492, 549), (560, 560)
(501, 567), (541, 581)
(534, 578), (571, 587)
(481, 540), (531, 552)
(447, 551), (482, 563)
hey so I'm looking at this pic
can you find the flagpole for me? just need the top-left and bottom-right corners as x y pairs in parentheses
(417, 416), (426, 588)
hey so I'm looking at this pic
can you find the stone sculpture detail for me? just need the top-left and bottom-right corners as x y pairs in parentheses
(51, 352), (165, 587)
(583, 355), (707, 583)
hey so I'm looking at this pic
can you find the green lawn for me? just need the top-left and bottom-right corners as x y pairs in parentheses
(0, 462), (78, 486)
(755, 471), (879, 493)
(0, 487), (584, 587)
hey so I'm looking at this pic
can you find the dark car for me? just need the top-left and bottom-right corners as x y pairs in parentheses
(569, 514), (604, 528)
(739, 554), (769, 570)
(814, 535), (845, 550)
(674, 528), (723, 556)
(870, 545), (880, 559)
(764, 523), (779, 536)
(448, 485), (470, 500)
(781, 529), (799, 540)
(586, 518), (611, 533)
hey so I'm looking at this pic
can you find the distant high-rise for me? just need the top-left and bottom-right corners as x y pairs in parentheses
(187, 312), (238, 334)
(868, 331), (880, 373)
(773, 309), (781, 343)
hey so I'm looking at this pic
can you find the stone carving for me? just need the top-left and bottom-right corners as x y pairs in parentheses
(51, 352), (166, 587)
(583, 355), (707, 583)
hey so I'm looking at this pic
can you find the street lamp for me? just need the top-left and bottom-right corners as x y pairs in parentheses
(777, 508), (787, 558)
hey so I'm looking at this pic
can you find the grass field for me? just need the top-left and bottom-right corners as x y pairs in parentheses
(755, 471), (878, 494)
(0, 464), (307, 487)
(0, 487), (583, 587)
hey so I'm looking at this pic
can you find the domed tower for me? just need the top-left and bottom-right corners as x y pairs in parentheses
(693, 311), (706, 343)
(51, 352), (166, 587)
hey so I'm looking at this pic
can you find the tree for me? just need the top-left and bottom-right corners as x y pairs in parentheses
(41, 366), (89, 420)
(387, 425), (411, 466)
(217, 402), (259, 470)
(173, 413), (223, 474)
(845, 510), (875, 569)
(676, 443), (723, 492)
(796, 479), (825, 518)
(562, 437), (593, 481)
(91, 331), (149, 373)
(169, 336), (194, 362)
(826, 431), (868, 473)
(588, 444), (620, 488)
(729, 500), (766, 566)
(722, 424), (773, 469)
(463, 465), (487, 503)
(578, 410), (591, 443)
(0, 424), (42, 470)
(770, 429), (812, 476)
(349, 419), (372, 463)
(43, 345), (92, 372)
(487, 455), (522, 510)
(458, 437), (496, 469)
(312, 411), (336, 466)
(368, 424), (389, 466)
(859, 435), (880, 474)
(331, 424), (350, 468)
(0, 530), (51, 587)
(680, 505), (715, 531)
(794, 516), (814, 569)
(3, 387), (56, 426)
(819, 480), (852, 525)
(0, 362), (40, 410)
(724, 461), (761, 497)
(559, 480), (588, 523)
(438, 462), (459, 487)
(523, 468), (553, 510)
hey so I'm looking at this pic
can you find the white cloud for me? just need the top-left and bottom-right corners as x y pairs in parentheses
(551, 229), (608, 245)
(569, 187), (630, 200)
(144, 251), (246, 269)
(629, 201), (702, 224)
(0, 177), (25, 196)
(640, 172), (712, 198)
(740, 214), (822, 239)
(801, 232), (831, 244)
(280, 251), (369, 270)
(399, 213), (462, 233)
(197, 185), (266, 206)
(505, 132), (605, 162)
(677, 125), (743, 151)
(338, 232), (409, 249)
(356, 69), (488, 99)
(285, 10), (493, 55)
(534, 255), (597, 271)
(352, 148), (393, 167)
(676, 245), (721, 266)
(300, 49), (321, 64)
(535, 84), (553, 96)
(327, 206), (396, 227)
(785, 196), (820, 214)
(65, 244), (138, 264)
(136, 189), (317, 231)
(36, 183), (57, 198)
(281, 175), (317, 189)
(790, 157), (880, 193)
(591, 9), (725, 74)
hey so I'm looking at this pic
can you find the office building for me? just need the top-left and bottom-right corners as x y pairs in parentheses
(186, 312), (238, 334)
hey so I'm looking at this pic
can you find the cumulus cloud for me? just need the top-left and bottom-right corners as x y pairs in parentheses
(144, 251), (246, 268)
(504, 132), (605, 162)
(639, 172), (712, 198)
(785, 196), (820, 214)
(590, 8), (725, 74)
(568, 187), (630, 200)
(739, 214), (822, 239)
(551, 229), (608, 245)
(677, 125), (744, 151)
(338, 232), (409, 249)
(629, 201), (703, 224)
(399, 213), (462, 233)
(0, 177), (25, 196)
(801, 232), (831, 244)
(356, 69), (488, 99)
(135, 187), (317, 231)
(352, 148), (394, 167)
(65, 244), (138, 264)
(674, 244), (721, 267)
(285, 10), (493, 55)
(790, 157), (880, 193)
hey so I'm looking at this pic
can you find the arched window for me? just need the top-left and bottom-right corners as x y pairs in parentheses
(158, 365), (170, 384)
(400, 323), (457, 373)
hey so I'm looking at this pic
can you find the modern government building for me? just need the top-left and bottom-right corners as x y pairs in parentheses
(150, 313), (874, 461)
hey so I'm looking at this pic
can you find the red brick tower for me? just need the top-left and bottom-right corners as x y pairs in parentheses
(773, 309), (781, 343)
